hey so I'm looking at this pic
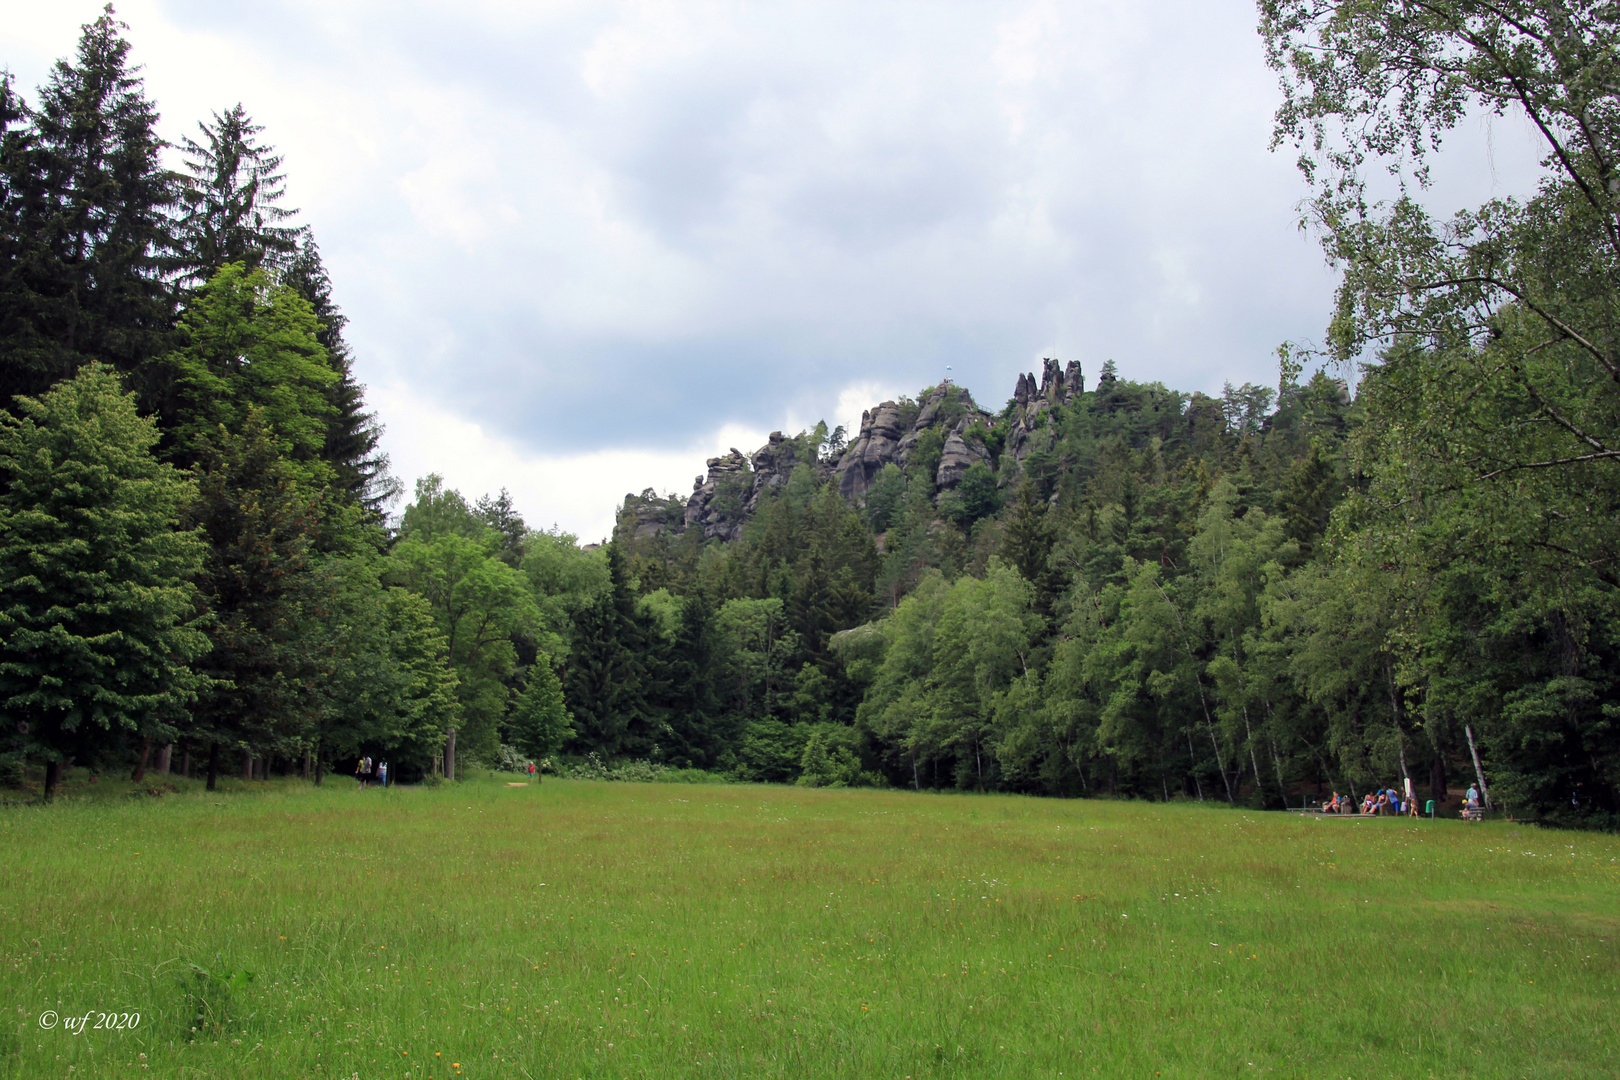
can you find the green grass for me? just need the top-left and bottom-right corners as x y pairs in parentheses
(1, 776), (1616, 1079)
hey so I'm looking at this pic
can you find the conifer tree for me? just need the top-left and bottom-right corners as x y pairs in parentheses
(664, 589), (726, 766)
(0, 364), (208, 798)
(1000, 480), (1062, 616)
(174, 103), (300, 283)
(0, 6), (178, 407)
(185, 412), (323, 790)
(564, 544), (658, 757)
(509, 655), (573, 762)
(281, 235), (397, 514)
(150, 262), (338, 476)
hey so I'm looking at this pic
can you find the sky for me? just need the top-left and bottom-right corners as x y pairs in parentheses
(1, 1), (1549, 541)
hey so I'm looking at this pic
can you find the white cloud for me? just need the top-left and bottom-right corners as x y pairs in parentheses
(372, 381), (767, 544)
(2, 0), (1552, 537)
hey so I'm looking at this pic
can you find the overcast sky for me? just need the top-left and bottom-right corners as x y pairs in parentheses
(2, 1), (1547, 541)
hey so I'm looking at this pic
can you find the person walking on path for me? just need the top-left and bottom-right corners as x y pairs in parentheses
(377, 761), (388, 788)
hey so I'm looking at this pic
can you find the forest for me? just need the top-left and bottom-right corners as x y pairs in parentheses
(1, 4), (1616, 829)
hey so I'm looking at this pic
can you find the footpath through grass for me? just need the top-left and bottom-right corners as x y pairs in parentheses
(1, 776), (1616, 1079)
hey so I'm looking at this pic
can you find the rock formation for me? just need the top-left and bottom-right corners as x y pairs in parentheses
(1004, 358), (1081, 467)
(616, 364), (1088, 547)
(683, 447), (752, 542)
(835, 381), (993, 503)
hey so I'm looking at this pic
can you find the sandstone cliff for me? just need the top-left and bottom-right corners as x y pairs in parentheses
(834, 381), (993, 502)
(616, 364), (1085, 545)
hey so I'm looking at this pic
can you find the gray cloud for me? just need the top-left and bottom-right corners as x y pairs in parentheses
(3, 0), (1547, 511)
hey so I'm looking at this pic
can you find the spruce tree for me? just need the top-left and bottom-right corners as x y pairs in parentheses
(665, 589), (724, 767)
(282, 234), (397, 514)
(185, 412), (323, 790)
(0, 73), (58, 406)
(0, 364), (208, 798)
(1000, 479), (1061, 616)
(174, 103), (300, 283)
(0, 6), (178, 407)
(563, 544), (657, 757)
(509, 656), (573, 762)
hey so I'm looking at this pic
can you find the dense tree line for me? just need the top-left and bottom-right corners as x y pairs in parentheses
(0, 9), (525, 796)
(567, 1), (1620, 828)
(2, 4), (1615, 830)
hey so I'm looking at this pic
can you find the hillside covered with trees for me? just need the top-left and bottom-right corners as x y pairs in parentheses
(1, 4), (1616, 829)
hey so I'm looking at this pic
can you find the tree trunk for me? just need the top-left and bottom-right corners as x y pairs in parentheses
(314, 750), (324, 787)
(43, 759), (61, 801)
(241, 749), (252, 781)
(1430, 753), (1447, 804)
(1268, 733), (1287, 807)
(1197, 680), (1233, 804)
(157, 744), (172, 775)
(182, 748), (191, 778)
(131, 736), (152, 782)
(1185, 728), (1204, 801)
(206, 743), (219, 792)
(1243, 708), (1264, 805)
(1465, 723), (1491, 808)
(445, 728), (456, 782)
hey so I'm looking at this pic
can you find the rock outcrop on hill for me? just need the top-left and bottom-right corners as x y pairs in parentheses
(616, 366), (1085, 545)
(674, 430), (832, 542)
(1004, 357), (1081, 467)
(834, 381), (993, 502)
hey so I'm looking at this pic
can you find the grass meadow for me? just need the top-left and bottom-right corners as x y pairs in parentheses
(1, 774), (1616, 1079)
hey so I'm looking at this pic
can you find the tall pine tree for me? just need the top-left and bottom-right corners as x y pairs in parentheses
(0, 5), (178, 408)
(174, 103), (300, 284)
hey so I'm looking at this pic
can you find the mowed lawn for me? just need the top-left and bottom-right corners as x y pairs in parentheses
(1, 777), (1616, 1079)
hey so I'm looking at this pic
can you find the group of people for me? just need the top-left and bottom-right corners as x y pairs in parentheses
(1319, 785), (1420, 817)
(1317, 783), (1484, 817)
(354, 756), (388, 789)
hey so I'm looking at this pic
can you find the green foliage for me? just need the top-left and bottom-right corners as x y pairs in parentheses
(174, 104), (299, 283)
(0, 8), (177, 407)
(387, 517), (537, 767)
(310, 555), (461, 771)
(562, 544), (661, 758)
(0, 365), (208, 795)
(940, 460), (1001, 528)
(281, 234), (396, 514)
(796, 724), (877, 787)
(185, 412), (325, 785)
(864, 462), (906, 533)
(1261, 0), (1620, 823)
(153, 262), (338, 479)
(508, 655), (573, 760)
(730, 718), (809, 783)
(905, 427), (944, 490)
